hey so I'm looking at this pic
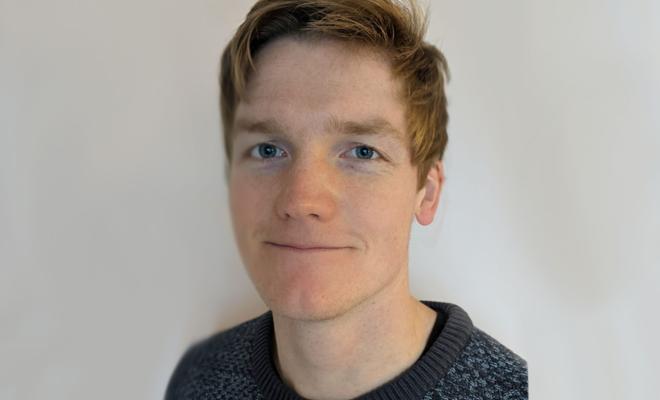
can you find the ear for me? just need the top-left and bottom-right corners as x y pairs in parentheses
(414, 160), (445, 226)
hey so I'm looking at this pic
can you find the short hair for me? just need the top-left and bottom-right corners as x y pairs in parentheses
(221, 0), (449, 189)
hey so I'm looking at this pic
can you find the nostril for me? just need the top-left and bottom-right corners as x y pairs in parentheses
(275, 175), (337, 221)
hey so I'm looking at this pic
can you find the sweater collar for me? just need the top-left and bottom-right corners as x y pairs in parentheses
(250, 301), (474, 400)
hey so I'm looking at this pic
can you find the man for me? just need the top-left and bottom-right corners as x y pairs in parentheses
(166, 1), (528, 399)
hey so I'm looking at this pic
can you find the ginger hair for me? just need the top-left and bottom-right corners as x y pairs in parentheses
(220, 0), (449, 189)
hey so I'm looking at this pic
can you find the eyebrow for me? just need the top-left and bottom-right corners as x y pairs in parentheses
(233, 116), (405, 144)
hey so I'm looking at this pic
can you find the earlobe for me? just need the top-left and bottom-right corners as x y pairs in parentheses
(415, 160), (445, 226)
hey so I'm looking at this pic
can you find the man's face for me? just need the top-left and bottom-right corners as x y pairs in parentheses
(228, 37), (430, 321)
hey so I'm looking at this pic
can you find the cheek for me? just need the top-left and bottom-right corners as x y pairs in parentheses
(345, 178), (417, 252)
(229, 174), (269, 241)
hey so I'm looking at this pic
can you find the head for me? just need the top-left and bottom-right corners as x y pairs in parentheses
(222, 0), (450, 321)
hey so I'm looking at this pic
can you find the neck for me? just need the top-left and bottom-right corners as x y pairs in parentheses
(271, 271), (438, 400)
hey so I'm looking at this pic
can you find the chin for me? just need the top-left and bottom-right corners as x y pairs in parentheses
(263, 288), (358, 322)
(245, 259), (359, 322)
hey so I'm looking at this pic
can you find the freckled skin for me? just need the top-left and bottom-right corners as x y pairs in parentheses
(228, 37), (439, 322)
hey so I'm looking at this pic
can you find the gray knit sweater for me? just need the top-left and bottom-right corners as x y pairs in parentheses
(165, 301), (528, 399)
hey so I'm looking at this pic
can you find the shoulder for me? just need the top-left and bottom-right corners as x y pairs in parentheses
(164, 313), (266, 400)
(435, 327), (528, 400)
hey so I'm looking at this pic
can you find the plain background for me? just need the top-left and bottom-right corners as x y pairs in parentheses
(1, 0), (659, 399)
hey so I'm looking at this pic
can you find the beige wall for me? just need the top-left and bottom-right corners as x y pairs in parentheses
(1, 0), (658, 399)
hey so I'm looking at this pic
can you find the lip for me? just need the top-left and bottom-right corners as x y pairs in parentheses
(265, 242), (348, 251)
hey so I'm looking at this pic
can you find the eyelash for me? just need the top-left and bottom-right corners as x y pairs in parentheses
(247, 143), (384, 162)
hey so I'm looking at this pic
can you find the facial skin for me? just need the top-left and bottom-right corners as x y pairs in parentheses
(228, 36), (445, 398)
(228, 36), (443, 323)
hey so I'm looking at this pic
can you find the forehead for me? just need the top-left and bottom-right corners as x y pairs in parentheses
(234, 36), (408, 143)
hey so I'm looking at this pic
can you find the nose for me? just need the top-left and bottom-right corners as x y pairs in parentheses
(274, 157), (338, 222)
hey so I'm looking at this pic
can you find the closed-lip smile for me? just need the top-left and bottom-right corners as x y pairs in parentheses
(265, 241), (348, 251)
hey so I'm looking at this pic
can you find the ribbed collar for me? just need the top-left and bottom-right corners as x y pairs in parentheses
(250, 301), (474, 400)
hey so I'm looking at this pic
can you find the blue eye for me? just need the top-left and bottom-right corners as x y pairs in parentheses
(248, 143), (382, 162)
(250, 143), (286, 159)
(349, 145), (381, 160)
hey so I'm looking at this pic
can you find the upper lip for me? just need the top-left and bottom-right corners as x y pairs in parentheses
(265, 241), (347, 250)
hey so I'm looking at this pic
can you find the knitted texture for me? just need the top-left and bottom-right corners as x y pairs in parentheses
(424, 329), (528, 400)
(165, 302), (528, 399)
